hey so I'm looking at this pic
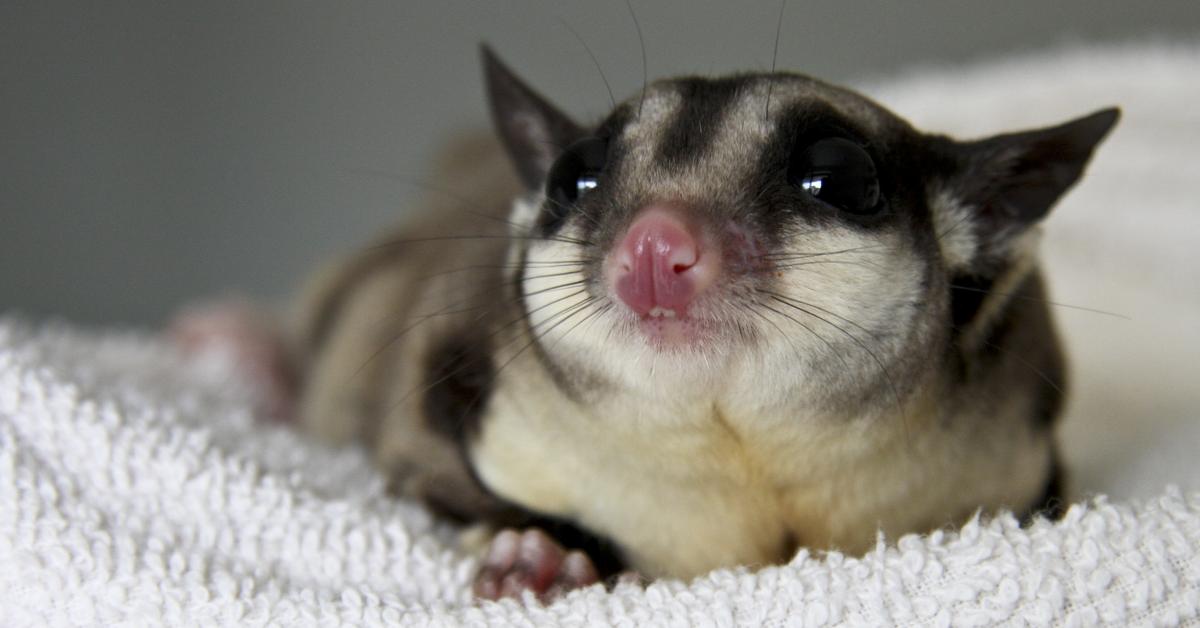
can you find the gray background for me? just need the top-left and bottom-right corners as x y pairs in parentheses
(4, 1), (1199, 327)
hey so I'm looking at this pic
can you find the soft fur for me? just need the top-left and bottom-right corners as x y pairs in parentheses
(293, 48), (1114, 579)
(3, 42), (1197, 626)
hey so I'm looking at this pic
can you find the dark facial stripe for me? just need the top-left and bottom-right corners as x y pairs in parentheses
(422, 334), (495, 440)
(654, 77), (746, 170)
(951, 269), (1067, 428)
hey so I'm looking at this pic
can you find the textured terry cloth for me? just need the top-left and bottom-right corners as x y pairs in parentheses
(3, 42), (1200, 627)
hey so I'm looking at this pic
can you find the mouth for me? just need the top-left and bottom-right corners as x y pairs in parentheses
(647, 306), (678, 319)
(633, 305), (715, 348)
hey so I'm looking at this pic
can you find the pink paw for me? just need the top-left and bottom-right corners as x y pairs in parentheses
(473, 528), (600, 603)
(170, 299), (296, 420)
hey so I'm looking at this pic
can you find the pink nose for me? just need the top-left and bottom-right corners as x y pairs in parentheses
(612, 206), (718, 316)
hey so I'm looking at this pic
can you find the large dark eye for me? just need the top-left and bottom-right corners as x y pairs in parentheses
(545, 136), (608, 222)
(788, 137), (883, 216)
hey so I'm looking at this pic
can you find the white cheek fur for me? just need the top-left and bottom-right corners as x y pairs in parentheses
(754, 226), (926, 386)
(517, 199), (928, 406)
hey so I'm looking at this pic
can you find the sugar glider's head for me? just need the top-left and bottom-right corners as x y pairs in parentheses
(482, 46), (1117, 406)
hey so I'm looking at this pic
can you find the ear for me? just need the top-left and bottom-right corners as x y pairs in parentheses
(938, 108), (1120, 269)
(959, 107), (1119, 225)
(481, 44), (585, 190)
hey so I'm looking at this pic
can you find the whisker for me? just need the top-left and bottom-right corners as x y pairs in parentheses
(382, 289), (593, 413)
(544, 194), (603, 231)
(553, 16), (616, 109)
(522, 278), (590, 299)
(766, 294), (911, 445)
(366, 233), (594, 251)
(585, 301), (615, 337)
(746, 302), (807, 361)
(545, 297), (611, 352)
(491, 295), (600, 378)
(757, 298), (847, 370)
(408, 262), (586, 284)
(761, 290), (883, 341)
(761, 243), (886, 261)
(935, 211), (975, 242)
(949, 284), (1130, 320)
(763, 0), (787, 120)
(353, 278), (589, 381)
(351, 300), (475, 379)
(360, 259), (592, 333)
(623, 0), (648, 117)
(489, 289), (592, 347)
(346, 170), (571, 240)
(452, 295), (605, 422)
(952, 324), (1065, 397)
(525, 258), (598, 267)
(518, 268), (587, 283)
(772, 259), (886, 273)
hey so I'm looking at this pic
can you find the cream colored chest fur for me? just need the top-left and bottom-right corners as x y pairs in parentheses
(469, 352), (1053, 579)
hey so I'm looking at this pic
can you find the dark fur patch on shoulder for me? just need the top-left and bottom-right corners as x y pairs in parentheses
(1022, 452), (1067, 524)
(422, 335), (495, 440)
(409, 437), (628, 578)
(1030, 358), (1066, 428)
(951, 270), (1067, 427)
(949, 273), (995, 332)
(950, 268), (1031, 367)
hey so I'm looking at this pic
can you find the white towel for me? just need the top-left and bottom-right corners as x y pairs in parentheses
(3, 41), (1199, 627)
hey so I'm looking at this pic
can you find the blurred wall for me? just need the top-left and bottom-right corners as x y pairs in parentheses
(3, 1), (1198, 327)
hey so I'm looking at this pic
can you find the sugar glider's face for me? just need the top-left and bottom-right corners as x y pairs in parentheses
(483, 47), (1117, 405)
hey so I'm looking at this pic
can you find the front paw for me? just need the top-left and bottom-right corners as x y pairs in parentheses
(473, 528), (599, 603)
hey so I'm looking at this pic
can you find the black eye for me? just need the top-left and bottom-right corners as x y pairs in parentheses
(788, 137), (883, 216)
(545, 136), (608, 222)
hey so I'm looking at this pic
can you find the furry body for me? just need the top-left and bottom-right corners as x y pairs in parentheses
(287, 51), (1114, 581)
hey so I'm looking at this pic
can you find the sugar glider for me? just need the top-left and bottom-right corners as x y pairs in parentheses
(174, 46), (1118, 601)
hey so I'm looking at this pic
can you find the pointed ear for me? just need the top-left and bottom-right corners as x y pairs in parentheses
(955, 107), (1120, 229)
(481, 44), (585, 190)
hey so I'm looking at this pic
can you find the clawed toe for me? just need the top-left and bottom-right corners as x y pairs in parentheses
(473, 528), (599, 602)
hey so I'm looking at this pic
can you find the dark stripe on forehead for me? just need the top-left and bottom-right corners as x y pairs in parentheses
(654, 77), (747, 171)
